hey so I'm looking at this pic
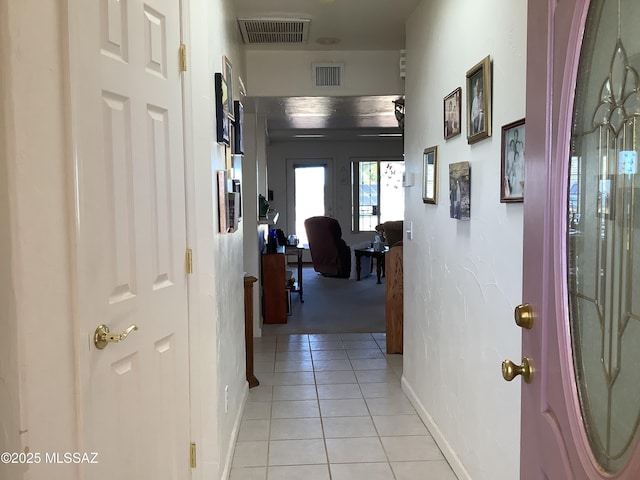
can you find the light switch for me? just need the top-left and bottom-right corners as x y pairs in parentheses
(406, 221), (413, 240)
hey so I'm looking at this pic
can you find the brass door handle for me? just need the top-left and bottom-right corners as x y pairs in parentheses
(94, 324), (138, 350)
(514, 303), (534, 329)
(502, 357), (533, 384)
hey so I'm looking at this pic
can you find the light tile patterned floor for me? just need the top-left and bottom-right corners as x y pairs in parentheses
(230, 333), (458, 480)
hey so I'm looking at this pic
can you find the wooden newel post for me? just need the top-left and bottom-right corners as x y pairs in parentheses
(244, 275), (259, 388)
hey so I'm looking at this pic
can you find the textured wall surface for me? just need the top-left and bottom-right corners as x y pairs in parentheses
(402, 1), (527, 479)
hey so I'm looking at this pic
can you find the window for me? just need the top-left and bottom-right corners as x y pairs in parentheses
(352, 159), (404, 232)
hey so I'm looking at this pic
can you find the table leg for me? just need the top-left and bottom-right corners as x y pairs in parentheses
(297, 249), (304, 302)
(355, 253), (362, 281)
(375, 255), (382, 284)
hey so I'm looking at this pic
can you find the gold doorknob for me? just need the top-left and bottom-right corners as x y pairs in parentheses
(502, 357), (533, 383)
(514, 303), (534, 329)
(94, 324), (138, 350)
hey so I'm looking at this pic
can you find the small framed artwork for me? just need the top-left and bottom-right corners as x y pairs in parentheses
(466, 56), (492, 144)
(233, 100), (244, 155)
(422, 146), (438, 204)
(443, 88), (462, 140)
(223, 56), (234, 122)
(232, 178), (242, 220)
(449, 161), (471, 220)
(227, 191), (240, 233)
(500, 118), (526, 202)
(217, 170), (229, 233)
(214, 73), (230, 145)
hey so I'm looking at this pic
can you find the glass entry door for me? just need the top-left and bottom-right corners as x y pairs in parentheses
(520, 0), (640, 477)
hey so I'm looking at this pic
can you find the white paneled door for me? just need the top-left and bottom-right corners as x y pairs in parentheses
(69, 0), (191, 478)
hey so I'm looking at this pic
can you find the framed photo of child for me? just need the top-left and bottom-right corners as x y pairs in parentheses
(466, 56), (492, 144)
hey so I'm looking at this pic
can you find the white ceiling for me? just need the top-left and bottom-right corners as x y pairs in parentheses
(235, 0), (420, 141)
(234, 0), (421, 51)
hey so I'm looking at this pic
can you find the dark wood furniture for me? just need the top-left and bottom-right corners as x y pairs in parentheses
(385, 244), (403, 354)
(284, 245), (305, 302)
(261, 253), (287, 324)
(354, 246), (389, 284)
(243, 275), (259, 387)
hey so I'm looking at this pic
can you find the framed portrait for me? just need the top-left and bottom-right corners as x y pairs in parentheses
(422, 146), (438, 204)
(466, 56), (492, 144)
(214, 73), (230, 145)
(449, 161), (471, 220)
(500, 118), (526, 202)
(443, 88), (462, 140)
(223, 56), (234, 121)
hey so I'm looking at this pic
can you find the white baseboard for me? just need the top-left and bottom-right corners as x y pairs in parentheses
(221, 380), (250, 480)
(401, 376), (472, 480)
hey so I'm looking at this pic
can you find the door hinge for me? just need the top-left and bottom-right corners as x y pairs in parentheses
(189, 442), (196, 468)
(180, 44), (187, 72)
(186, 248), (193, 274)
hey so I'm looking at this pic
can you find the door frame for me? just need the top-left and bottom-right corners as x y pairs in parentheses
(178, 0), (203, 478)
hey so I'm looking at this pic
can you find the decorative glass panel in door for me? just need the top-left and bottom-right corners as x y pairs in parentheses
(568, 0), (640, 473)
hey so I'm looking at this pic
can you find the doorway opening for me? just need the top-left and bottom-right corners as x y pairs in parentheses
(293, 165), (326, 246)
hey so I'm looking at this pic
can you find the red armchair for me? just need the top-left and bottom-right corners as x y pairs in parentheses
(304, 216), (351, 278)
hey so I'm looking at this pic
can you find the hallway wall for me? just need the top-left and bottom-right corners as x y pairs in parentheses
(186, 0), (248, 477)
(402, 1), (527, 479)
(246, 50), (405, 97)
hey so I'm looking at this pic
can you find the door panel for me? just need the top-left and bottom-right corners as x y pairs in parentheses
(286, 158), (334, 240)
(522, 0), (640, 478)
(69, 0), (190, 478)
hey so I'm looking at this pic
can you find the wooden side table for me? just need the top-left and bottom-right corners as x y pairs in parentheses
(354, 246), (389, 284)
(284, 245), (305, 302)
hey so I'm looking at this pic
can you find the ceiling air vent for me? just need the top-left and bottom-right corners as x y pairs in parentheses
(238, 17), (310, 44)
(313, 63), (344, 88)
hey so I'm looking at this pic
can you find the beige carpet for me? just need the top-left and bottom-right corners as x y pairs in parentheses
(261, 265), (385, 335)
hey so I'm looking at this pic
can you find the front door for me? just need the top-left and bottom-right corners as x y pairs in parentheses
(69, 0), (191, 478)
(519, 0), (640, 477)
(286, 159), (334, 246)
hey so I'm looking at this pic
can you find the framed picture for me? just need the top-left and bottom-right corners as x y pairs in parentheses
(233, 100), (244, 155)
(466, 56), (492, 144)
(500, 118), (526, 202)
(217, 170), (229, 233)
(443, 88), (462, 140)
(223, 56), (234, 122)
(232, 178), (242, 220)
(214, 73), (230, 145)
(449, 161), (471, 220)
(422, 146), (438, 204)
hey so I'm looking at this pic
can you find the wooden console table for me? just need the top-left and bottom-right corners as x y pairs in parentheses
(261, 253), (287, 324)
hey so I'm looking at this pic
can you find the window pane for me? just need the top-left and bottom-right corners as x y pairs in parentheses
(380, 161), (405, 222)
(358, 162), (378, 231)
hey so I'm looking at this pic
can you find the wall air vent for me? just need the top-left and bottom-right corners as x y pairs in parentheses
(313, 63), (344, 88)
(238, 18), (310, 44)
